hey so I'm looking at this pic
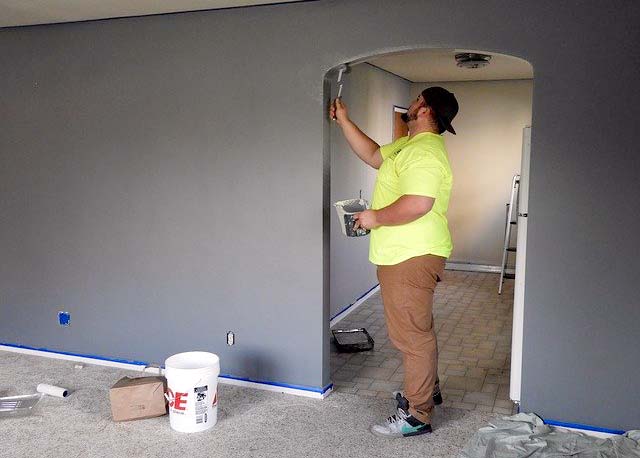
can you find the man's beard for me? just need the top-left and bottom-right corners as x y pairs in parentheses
(400, 112), (417, 123)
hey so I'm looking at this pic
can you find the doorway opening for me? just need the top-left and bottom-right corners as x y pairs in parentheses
(325, 48), (534, 416)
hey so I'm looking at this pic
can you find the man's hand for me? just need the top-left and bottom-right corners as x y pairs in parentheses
(353, 209), (380, 231)
(329, 98), (349, 125)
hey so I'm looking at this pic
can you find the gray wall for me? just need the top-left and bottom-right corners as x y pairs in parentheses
(1, 0), (639, 430)
(330, 63), (409, 320)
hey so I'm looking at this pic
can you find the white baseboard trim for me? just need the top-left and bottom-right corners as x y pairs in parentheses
(0, 344), (332, 399)
(446, 262), (515, 275)
(219, 376), (332, 399)
(553, 425), (617, 439)
(329, 284), (380, 328)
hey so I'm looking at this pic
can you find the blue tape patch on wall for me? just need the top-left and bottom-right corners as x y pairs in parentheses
(58, 311), (71, 327)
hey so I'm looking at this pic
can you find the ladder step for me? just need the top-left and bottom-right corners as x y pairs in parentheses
(498, 173), (521, 294)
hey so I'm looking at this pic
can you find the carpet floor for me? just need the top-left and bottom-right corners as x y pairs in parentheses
(0, 351), (496, 458)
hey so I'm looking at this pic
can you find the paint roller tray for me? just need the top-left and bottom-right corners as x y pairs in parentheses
(331, 328), (374, 353)
(0, 393), (43, 418)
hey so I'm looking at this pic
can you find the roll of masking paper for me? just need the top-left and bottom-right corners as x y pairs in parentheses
(37, 383), (69, 398)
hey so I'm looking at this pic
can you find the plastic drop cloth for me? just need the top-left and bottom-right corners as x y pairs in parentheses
(461, 413), (640, 458)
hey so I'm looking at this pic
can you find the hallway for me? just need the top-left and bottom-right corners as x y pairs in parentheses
(330, 270), (517, 415)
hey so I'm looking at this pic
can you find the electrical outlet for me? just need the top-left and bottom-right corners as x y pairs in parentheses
(58, 311), (71, 327)
(226, 331), (235, 346)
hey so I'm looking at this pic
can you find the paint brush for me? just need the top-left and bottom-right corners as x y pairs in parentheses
(333, 64), (350, 120)
(336, 64), (348, 99)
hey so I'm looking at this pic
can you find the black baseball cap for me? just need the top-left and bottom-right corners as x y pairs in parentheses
(421, 87), (459, 135)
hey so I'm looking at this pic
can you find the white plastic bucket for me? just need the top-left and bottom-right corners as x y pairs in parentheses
(164, 351), (220, 433)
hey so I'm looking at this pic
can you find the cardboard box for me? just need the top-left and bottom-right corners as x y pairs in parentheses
(109, 376), (167, 422)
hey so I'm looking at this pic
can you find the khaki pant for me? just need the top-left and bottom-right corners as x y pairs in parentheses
(377, 254), (446, 424)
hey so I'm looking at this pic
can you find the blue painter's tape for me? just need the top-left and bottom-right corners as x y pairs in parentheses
(544, 418), (625, 435)
(0, 342), (148, 366)
(0, 342), (332, 395)
(220, 373), (333, 394)
(330, 283), (379, 322)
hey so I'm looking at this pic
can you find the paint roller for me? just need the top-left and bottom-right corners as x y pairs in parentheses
(332, 64), (350, 120)
(37, 383), (69, 398)
(336, 63), (349, 99)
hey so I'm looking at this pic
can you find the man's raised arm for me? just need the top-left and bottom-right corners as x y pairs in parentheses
(329, 98), (383, 169)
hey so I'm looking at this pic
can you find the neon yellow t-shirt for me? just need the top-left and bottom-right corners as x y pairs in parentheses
(369, 132), (453, 265)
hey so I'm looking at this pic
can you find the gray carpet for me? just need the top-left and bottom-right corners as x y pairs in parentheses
(0, 351), (496, 458)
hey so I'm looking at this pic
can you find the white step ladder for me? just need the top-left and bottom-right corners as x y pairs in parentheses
(498, 174), (520, 294)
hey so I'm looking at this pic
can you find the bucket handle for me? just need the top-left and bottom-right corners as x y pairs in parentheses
(143, 362), (163, 375)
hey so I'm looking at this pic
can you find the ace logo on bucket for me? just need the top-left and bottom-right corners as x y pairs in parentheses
(166, 388), (188, 413)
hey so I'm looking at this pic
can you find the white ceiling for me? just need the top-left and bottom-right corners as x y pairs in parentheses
(366, 49), (533, 83)
(0, 0), (302, 28)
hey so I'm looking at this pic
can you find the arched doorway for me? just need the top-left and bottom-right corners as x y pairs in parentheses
(324, 48), (534, 414)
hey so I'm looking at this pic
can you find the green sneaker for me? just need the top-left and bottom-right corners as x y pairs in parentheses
(370, 394), (432, 438)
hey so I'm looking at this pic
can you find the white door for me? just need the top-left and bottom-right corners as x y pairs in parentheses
(509, 126), (531, 403)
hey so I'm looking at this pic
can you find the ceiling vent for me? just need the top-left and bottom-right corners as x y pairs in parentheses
(455, 53), (492, 69)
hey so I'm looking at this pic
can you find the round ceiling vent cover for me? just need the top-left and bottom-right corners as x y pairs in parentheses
(455, 53), (492, 69)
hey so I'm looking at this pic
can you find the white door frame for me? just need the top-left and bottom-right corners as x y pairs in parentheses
(510, 126), (531, 403)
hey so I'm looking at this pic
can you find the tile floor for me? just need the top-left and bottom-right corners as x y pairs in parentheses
(330, 270), (517, 415)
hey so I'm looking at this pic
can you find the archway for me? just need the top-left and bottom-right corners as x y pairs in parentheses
(324, 48), (534, 414)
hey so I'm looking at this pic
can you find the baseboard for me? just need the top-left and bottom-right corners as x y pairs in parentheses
(445, 261), (514, 275)
(329, 284), (380, 328)
(0, 343), (332, 399)
(219, 374), (332, 399)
